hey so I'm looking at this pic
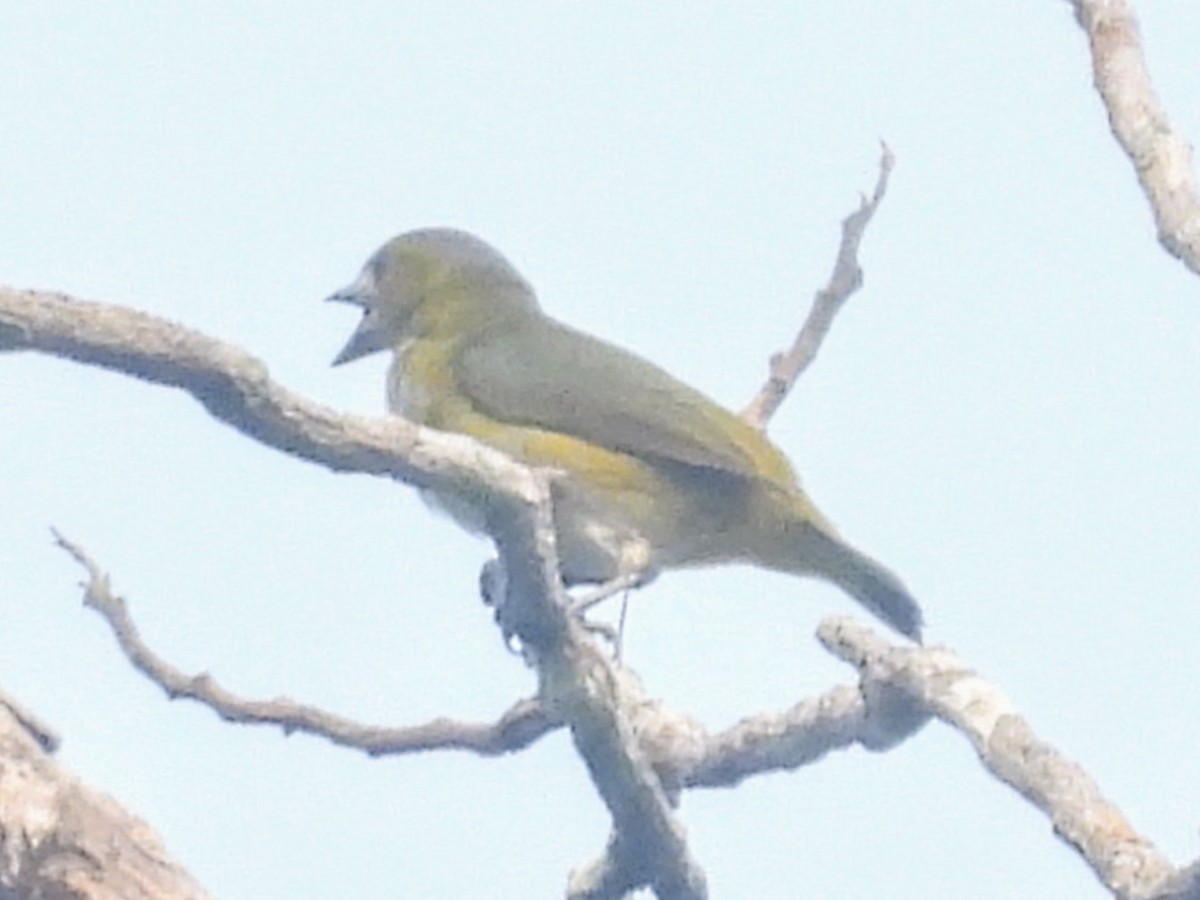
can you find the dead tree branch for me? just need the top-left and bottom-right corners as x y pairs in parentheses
(1067, 0), (1200, 276)
(0, 697), (211, 900)
(741, 144), (895, 428)
(820, 617), (1189, 900)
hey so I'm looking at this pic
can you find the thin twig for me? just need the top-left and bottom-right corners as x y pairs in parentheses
(741, 144), (896, 428)
(52, 529), (558, 756)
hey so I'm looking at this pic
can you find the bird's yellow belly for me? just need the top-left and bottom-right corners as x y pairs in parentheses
(390, 339), (772, 583)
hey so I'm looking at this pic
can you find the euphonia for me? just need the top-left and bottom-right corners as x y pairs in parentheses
(328, 228), (923, 640)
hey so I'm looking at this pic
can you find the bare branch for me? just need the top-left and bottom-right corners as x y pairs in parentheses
(681, 681), (925, 790)
(741, 144), (896, 428)
(0, 698), (211, 899)
(819, 617), (1187, 900)
(0, 288), (522, 494)
(558, 653), (708, 900)
(51, 531), (706, 898)
(1067, 0), (1200, 276)
(0, 686), (61, 753)
(54, 527), (558, 757)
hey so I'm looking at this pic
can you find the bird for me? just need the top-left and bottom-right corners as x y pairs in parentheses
(327, 228), (923, 640)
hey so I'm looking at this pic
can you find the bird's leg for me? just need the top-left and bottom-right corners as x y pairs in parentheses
(479, 557), (609, 655)
(478, 557), (626, 653)
(481, 551), (656, 654)
(614, 591), (631, 661)
(567, 570), (656, 657)
(568, 569), (655, 615)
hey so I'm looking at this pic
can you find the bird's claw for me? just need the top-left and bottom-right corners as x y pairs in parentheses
(568, 569), (653, 616)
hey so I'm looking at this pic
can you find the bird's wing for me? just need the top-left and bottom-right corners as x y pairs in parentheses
(457, 316), (765, 477)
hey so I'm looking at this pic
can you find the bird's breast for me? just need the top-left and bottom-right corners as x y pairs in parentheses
(386, 336), (465, 427)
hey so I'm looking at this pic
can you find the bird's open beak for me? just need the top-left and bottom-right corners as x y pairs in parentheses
(326, 264), (386, 367)
(326, 278), (381, 366)
(325, 286), (364, 307)
(330, 321), (375, 366)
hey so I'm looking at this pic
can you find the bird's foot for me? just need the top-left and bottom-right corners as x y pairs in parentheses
(478, 559), (529, 656)
(566, 569), (657, 659)
(568, 569), (655, 616)
(479, 559), (654, 657)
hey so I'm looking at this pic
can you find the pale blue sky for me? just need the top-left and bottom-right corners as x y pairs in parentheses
(3, 4), (1199, 898)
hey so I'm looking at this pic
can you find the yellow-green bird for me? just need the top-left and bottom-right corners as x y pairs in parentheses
(329, 228), (923, 640)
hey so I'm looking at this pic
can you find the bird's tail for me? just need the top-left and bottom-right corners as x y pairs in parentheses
(750, 498), (924, 641)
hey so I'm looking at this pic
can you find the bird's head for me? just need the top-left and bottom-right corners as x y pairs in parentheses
(328, 228), (539, 366)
